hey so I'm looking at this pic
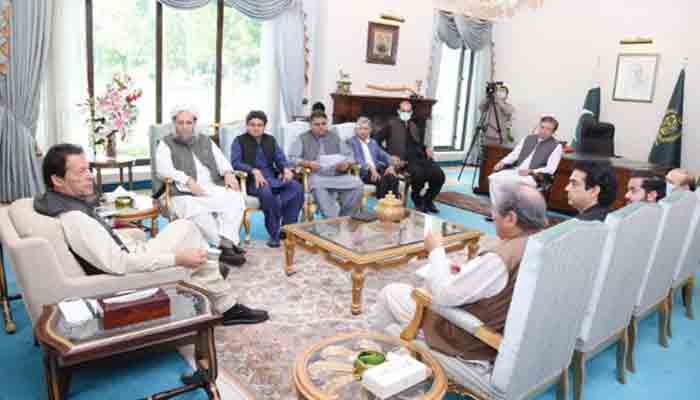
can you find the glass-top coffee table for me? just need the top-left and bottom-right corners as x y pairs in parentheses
(282, 210), (482, 315)
(35, 282), (223, 400)
(293, 331), (447, 399)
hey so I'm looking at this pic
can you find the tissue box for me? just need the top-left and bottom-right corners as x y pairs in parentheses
(98, 288), (170, 330)
(361, 354), (428, 399)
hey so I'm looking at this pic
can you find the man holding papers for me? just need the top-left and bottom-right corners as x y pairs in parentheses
(372, 183), (547, 365)
(288, 111), (363, 218)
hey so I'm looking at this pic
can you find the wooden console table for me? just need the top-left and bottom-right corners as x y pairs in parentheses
(476, 143), (671, 213)
(330, 93), (437, 128)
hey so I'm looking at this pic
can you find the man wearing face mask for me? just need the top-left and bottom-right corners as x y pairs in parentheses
(374, 100), (445, 213)
(488, 115), (563, 209)
(155, 105), (247, 269)
(478, 85), (514, 143)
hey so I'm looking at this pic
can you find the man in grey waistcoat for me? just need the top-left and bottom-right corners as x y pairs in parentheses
(288, 111), (363, 218)
(489, 115), (563, 207)
(155, 105), (246, 269)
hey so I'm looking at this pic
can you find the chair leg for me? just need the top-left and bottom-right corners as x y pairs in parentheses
(617, 327), (628, 384)
(242, 209), (252, 244)
(0, 246), (16, 334)
(557, 367), (569, 400)
(658, 300), (669, 348)
(667, 291), (674, 338)
(572, 351), (585, 400)
(683, 277), (695, 319)
(627, 318), (637, 373)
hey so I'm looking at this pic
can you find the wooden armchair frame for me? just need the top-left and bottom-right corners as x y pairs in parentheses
(399, 288), (569, 400)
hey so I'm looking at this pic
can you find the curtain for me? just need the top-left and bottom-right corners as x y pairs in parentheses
(0, 0), (52, 202)
(464, 45), (493, 163)
(274, 2), (305, 124)
(36, 0), (87, 150)
(437, 11), (492, 51)
(425, 10), (444, 147)
(157, 0), (294, 20)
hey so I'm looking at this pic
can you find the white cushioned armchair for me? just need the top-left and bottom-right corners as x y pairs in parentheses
(396, 219), (609, 400)
(0, 199), (186, 325)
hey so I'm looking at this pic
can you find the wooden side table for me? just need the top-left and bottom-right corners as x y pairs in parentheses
(35, 282), (223, 400)
(89, 157), (136, 199)
(110, 198), (161, 237)
(293, 331), (447, 399)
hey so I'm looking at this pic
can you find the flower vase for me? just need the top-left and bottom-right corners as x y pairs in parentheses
(105, 132), (117, 158)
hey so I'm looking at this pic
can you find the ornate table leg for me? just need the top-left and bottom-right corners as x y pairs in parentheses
(202, 327), (221, 400)
(43, 352), (63, 400)
(284, 234), (297, 276)
(0, 244), (16, 333)
(467, 238), (479, 260)
(351, 265), (366, 315)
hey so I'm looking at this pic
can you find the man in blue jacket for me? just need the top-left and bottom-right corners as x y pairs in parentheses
(349, 117), (400, 200)
(231, 111), (304, 248)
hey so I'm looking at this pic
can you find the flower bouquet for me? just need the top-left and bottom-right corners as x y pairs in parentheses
(79, 73), (142, 158)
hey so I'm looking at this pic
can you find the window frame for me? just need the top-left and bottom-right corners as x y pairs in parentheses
(433, 46), (476, 153)
(84, 0), (227, 152)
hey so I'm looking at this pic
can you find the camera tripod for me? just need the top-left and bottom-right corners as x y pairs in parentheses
(458, 93), (503, 189)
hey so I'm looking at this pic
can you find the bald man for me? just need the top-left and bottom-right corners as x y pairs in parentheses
(665, 168), (695, 193)
(155, 105), (247, 270)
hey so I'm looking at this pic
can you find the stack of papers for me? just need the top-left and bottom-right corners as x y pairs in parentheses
(59, 298), (97, 325)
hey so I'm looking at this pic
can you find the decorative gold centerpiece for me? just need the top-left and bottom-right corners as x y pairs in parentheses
(115, 196), (134, 209)
(336, 69), (352, 95)
(374, 191), (404, 223)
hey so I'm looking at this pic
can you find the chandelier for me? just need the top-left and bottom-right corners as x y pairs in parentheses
(435, 0), (545, 19)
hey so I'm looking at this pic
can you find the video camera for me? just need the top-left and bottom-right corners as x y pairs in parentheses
(485, 81), (504, 97)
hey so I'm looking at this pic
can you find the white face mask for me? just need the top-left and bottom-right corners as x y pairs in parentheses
(398, 111), (412, 122)
(666, 182), (675, 194)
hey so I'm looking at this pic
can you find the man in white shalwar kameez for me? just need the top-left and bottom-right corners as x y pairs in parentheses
(156, 105), (246, 267)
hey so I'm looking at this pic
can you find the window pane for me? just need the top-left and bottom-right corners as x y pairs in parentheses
(454, 49), (473, 151)
(431, 45), (462, 148)
(221, 8), (263, 124)
(163, 3), (217, 131)
(93, 0), (156, 158)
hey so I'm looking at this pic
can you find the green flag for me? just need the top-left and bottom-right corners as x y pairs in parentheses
(648, 69), (685, 167)
(572, 63), (601, 151)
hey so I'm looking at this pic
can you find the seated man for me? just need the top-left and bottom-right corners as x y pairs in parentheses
(665, 168), (695, 192)
(156, 105), (246, 268)
(373, 183), (547, 366)
(565, 160), (618, 221)
(349, 116), (400, 200)
(489, 115), (563, 207)
(625, 171), (666, 204)
(34, 144), (268, 325)
(374, 100), (444, 213)
(231, 111), (304, 248)
(288, 111), (364, 218)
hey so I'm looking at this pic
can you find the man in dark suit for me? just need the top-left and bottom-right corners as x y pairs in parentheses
(349, 117), (400, 200)
(374, 101), (445, 213)
(565, 160), (618, 221)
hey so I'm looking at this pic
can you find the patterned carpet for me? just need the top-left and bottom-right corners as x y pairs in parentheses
(217, 240), (477, 399)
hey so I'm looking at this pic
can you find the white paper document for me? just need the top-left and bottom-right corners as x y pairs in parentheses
(319, 154), (347, 168)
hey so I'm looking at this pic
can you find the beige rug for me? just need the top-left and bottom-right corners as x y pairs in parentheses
(218, 240), (477, 399)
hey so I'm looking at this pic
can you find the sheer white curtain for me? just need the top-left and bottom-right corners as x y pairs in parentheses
(36, 0), (88, 151)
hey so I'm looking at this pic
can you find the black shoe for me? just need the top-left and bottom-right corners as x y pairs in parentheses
(219, 263), (231, 280)
(484, 216), (494, 222)
(426, 201), (439, 213)
(279, 231), (287, 240)
(230, 244), (246, 255)
(219, 250), (246, 267)
(267, 239), (281, 248)
(222, 303), (269, 325)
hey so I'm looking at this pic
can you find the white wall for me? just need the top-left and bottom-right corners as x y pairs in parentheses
(493, 0), (699, 169)
(311, 0), (434, 111)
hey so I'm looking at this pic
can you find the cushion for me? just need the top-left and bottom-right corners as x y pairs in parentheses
(8, 198), (85, 278)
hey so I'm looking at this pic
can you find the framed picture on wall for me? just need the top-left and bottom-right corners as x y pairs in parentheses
(612, 53), (660, 103)
(366, 22), (399, 65)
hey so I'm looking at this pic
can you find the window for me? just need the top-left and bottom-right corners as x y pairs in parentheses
(93, 0), (156, 157)
(86, 0), (264, 158)
(431, 44), (476, 152)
